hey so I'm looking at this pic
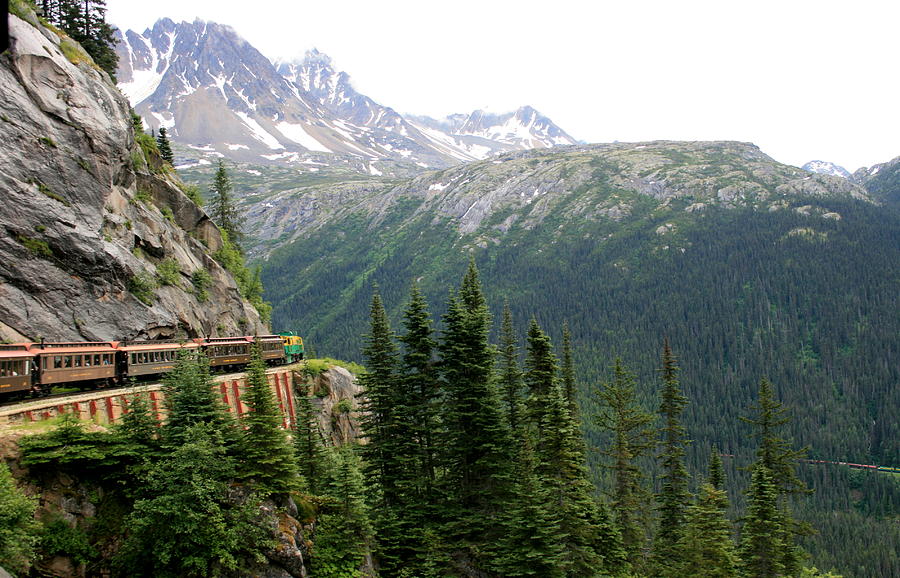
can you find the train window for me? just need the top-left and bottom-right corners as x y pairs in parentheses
(94, 354), (101, 366)
(63, 356), (71, 368)
(103, 354), (112, 365)
(84, 355), (92, 367)
(74, 355), (82, 367)
(54, 356), (62, 369)
(0, 361), (6, 376)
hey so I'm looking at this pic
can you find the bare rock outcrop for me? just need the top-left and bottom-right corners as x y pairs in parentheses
(0, 12), (265, 341)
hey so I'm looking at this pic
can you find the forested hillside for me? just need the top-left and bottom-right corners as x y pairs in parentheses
(260, 143), (900, 576)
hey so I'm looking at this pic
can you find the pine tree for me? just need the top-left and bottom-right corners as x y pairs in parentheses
(560, 321), (579, 416)
(207, 160), (245, 253)
(398, 284), (440, 493)
(118, 389), (159, 447)
(709, 445), (726, 491)
(161, 349), (239, 451)
(0, 461), (39, 575)
(593, 358), (655, 569)
(526, 320), (625, 575)
(741, 378), (812, 575)
(294, 382), (326, 494)
(654, 339), (691, 571)
(238, 341), (299, 494)
(309, 444), (374, 578)
(116, 423), (268, 577)
(498, 301), (525, 438)
(156, 127), (174, 164)
(677, 483), (738, 577)
(739, 464), (785, 578)
(437, 260), (514, 563)
(357, 290), (421, 573)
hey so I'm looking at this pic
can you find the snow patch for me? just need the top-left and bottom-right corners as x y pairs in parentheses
(226, 143), (250, 150)
(275, 122), (332, 152)
(368, 163), (383, 176)
(236, 112), (283, 150)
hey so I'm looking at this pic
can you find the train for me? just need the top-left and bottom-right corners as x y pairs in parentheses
(0, 332), (304, 400)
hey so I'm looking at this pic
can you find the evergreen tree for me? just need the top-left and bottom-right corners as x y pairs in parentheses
(653, 339), (691, 571)
(437, 260), (513, 563)
(309, 444), (374, 578)
(116, 423), (268, 577)
(357, 290), (420, 573)
(41, 0), (118, 79)
(398, 283), (440, 493)
(294, 382), (326, 494)
(238, 341), (299, 494)
(0, 461), (39, 575)
(677, 483), (738, 577)
(709, 445), (726, 491)
(498, 300), (525, 439)
(207, 160), (245, 253)
(118, 390), (159, 447)
(161, 350), (239, 451)
(491, 437), (567, 577)
(593, 358), (655, 569)
(156, 127), (174, 164)
(560, 321), (579, 416)
(739, 464), (785, 578)
(525, 320), (625, 575)
(741, 378), (811, 575)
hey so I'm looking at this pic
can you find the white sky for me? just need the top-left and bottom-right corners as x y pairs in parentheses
(106, 0), (899, 171)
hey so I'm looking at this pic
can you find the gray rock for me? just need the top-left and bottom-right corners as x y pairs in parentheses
(0, 14), (266, 341)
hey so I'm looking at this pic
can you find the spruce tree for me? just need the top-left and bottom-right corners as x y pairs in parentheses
(207, 160), (245, 253)
(156, 127), (174, 164)
(593, 358), (655, 569)
(677, 483), (738, 577)
(294, 382), (326, 494)
(709, 445), (726, 491)
(310, 444), (374, 578)
(741, 378), (811, 575)
(161, 349), (239, 451)
(654, 339), (691, 572)
(498, 301), (525, 438)
(437, 260), (513, 564)
(238, 341), (299, 494)
(525, 320), (625, 575)
(398, 284), (440, 493)
(118, 389), (160, 447)
(560, 321), (579, 416)
(357, 290), (420, 573)
(116, 423), (267, 577)
(739, 464), (785, 577)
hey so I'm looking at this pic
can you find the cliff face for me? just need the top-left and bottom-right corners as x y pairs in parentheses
(0, 12), (265, 342)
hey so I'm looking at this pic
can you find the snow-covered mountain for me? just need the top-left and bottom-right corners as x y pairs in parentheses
(802, 160), (851, 179)
(114, 19), (576, 172)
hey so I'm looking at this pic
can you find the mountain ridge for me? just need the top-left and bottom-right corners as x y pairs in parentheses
(114, 19), (577, 174)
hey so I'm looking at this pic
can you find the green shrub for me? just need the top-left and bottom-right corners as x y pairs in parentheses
(35, 181), (69, 206)
(191, 269), (211, 302)
(38, 136), (57, 148)
(38, 515), (97, 566)
(334, 399), (353, 414)
(16, 235), (53, 258)
(161, 206), (175, 222)
(134, 189), (152, 204)
(130, 149), (146, 172)
(156, 259), (180, 286)
(128, 272), (157, 306)
(179, 183), (204, 206)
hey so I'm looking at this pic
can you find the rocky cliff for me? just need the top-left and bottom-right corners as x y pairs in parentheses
(0, 10), (266, 342)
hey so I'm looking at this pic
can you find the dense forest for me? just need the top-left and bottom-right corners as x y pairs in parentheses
(2, 264), (862, 576)
(262, 195), (900, 576)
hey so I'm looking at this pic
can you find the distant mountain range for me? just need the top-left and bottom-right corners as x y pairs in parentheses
(114, 19), (577, 173)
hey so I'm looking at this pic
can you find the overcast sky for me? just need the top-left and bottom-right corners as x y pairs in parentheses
(106, 0), (898, 171)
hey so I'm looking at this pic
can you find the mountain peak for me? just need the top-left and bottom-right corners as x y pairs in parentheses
(802, 160), (851, 179)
